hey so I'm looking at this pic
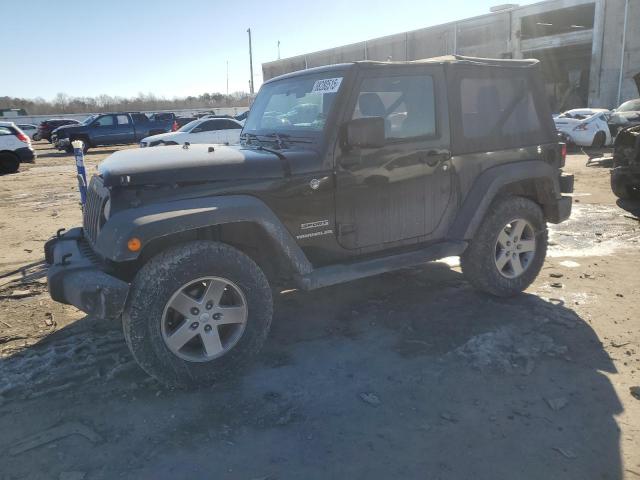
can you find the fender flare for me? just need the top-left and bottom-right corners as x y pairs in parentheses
(95, 195), (313, 275)
(448, 160), (560, 240)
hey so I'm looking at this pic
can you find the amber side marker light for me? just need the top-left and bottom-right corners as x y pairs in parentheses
(127, 237), (142, 252)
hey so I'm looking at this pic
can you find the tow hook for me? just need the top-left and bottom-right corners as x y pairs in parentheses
(60, 253), (72, 266)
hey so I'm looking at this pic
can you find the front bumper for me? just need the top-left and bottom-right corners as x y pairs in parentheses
(611, 165), (640, 185)
(54, 137), (70, 150)
(45, 228), (129, 319)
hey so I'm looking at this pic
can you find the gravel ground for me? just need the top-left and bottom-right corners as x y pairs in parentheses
(0, 142), (638, 480)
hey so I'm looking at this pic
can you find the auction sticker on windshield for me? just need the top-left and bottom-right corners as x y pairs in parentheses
(311, 77), (343, 94)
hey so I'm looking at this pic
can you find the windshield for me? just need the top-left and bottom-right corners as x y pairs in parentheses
(616, 99), (640, 112)
(178, 120), (200, 132)
(81, 115), (97, 125)
(243, 72), (344, 135)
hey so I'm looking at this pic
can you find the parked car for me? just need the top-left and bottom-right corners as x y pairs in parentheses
(608, 98), (640, 135)
(53, 112), (177, 153)
(610, 124), (640, 200)
(0, 122), (35, 173)
(37, 118), (81, 142)
(553, 108), (612, 147)
(139, 117), (243, 147)
(17, 123), (38, 140)
(45, 56), (573, 388)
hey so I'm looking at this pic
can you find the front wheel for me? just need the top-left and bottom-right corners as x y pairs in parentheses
(123, 241), (273, 388)
(461, 196), (547, 297)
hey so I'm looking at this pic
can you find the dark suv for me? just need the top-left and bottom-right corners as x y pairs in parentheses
(37, 118), (80, 142)
(46, 56), (573, 388)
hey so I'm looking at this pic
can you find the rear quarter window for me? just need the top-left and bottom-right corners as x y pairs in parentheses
(450, 67), (553, 154)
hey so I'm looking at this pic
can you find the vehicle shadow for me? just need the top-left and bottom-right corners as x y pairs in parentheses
(0, 262), (623, 479)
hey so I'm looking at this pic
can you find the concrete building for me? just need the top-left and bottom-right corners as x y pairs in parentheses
(262, 0), (639, 111)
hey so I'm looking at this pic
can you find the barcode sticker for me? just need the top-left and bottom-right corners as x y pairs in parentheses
(311, 77), (343, 94)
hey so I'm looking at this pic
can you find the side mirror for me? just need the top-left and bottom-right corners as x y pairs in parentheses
(346, 117), (385, 149)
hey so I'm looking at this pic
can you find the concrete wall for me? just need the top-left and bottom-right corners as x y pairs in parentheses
(588, 0), (640, 108)
(262, 0), (639, 110)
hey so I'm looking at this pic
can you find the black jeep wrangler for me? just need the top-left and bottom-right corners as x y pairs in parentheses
(46, 56), (573, 388)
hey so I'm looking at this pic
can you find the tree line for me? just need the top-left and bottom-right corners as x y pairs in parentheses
(0, 92), (251, 115)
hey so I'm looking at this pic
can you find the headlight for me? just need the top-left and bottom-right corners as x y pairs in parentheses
(103, 199), (111, 221)
(140, 142), (147, 148)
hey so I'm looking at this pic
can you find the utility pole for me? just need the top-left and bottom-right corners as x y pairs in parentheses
(247, 28), (254, 95)
(226, 60), (229, 96)
(278, 40), (281, 60)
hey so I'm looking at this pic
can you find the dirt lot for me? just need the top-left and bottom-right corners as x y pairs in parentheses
(0, 142), (639, 479)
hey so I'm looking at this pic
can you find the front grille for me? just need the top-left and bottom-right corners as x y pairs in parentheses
(83, 176), (108, 244)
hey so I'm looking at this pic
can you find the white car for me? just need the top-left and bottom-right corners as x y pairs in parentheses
(140, 118), (243, 147)
(0, 122), (35, 173)
(553, 108), (612, 148)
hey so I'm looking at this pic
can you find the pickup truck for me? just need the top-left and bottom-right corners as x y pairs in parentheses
(53, 112), (176, 153)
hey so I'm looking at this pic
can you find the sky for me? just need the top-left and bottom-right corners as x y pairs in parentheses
(1, 0), (537, 100)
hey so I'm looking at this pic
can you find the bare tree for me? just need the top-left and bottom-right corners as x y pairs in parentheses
(0, 91), (250, 115)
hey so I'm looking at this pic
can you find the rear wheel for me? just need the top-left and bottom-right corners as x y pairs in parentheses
(461, 196), (547, 297)
(0, 153), (19, 174)
(123, 241), (273, 388)
(592, 131), (607, 148)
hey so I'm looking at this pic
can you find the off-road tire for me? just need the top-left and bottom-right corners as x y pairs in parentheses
(611, 173), (638, 200)
(123, 240), (273, 388)
(592, 131), (606, 148)
(0, 153), (19, 174)
(461, 196), (547, 297)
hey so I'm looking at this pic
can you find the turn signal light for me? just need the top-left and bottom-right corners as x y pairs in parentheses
(127, 237), (142, 252)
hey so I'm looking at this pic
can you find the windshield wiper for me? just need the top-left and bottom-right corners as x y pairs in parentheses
(241, 132), (313, 149)
(255, 144), (286, 160)
(263, 132), (314, 145)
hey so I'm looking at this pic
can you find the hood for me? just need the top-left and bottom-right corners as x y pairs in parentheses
(54, 123), (83, 134)
(98, 144), (286, 187)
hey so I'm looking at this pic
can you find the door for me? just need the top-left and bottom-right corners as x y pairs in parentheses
(90, 115), (118, 144)
(114, 114), (135, 144)
(335, 67), (452, 250)
(219, 119), (243, 144)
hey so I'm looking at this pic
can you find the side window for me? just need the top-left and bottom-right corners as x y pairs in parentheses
(352, 74), (436, 140)
(460, 77), (541, 140)
(193, 121), (216, 132)
(0, 127), (12, 136)
(116, 115), (130, 125)
(221, 120), (241, 130)
(94, 116), (115, 127)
